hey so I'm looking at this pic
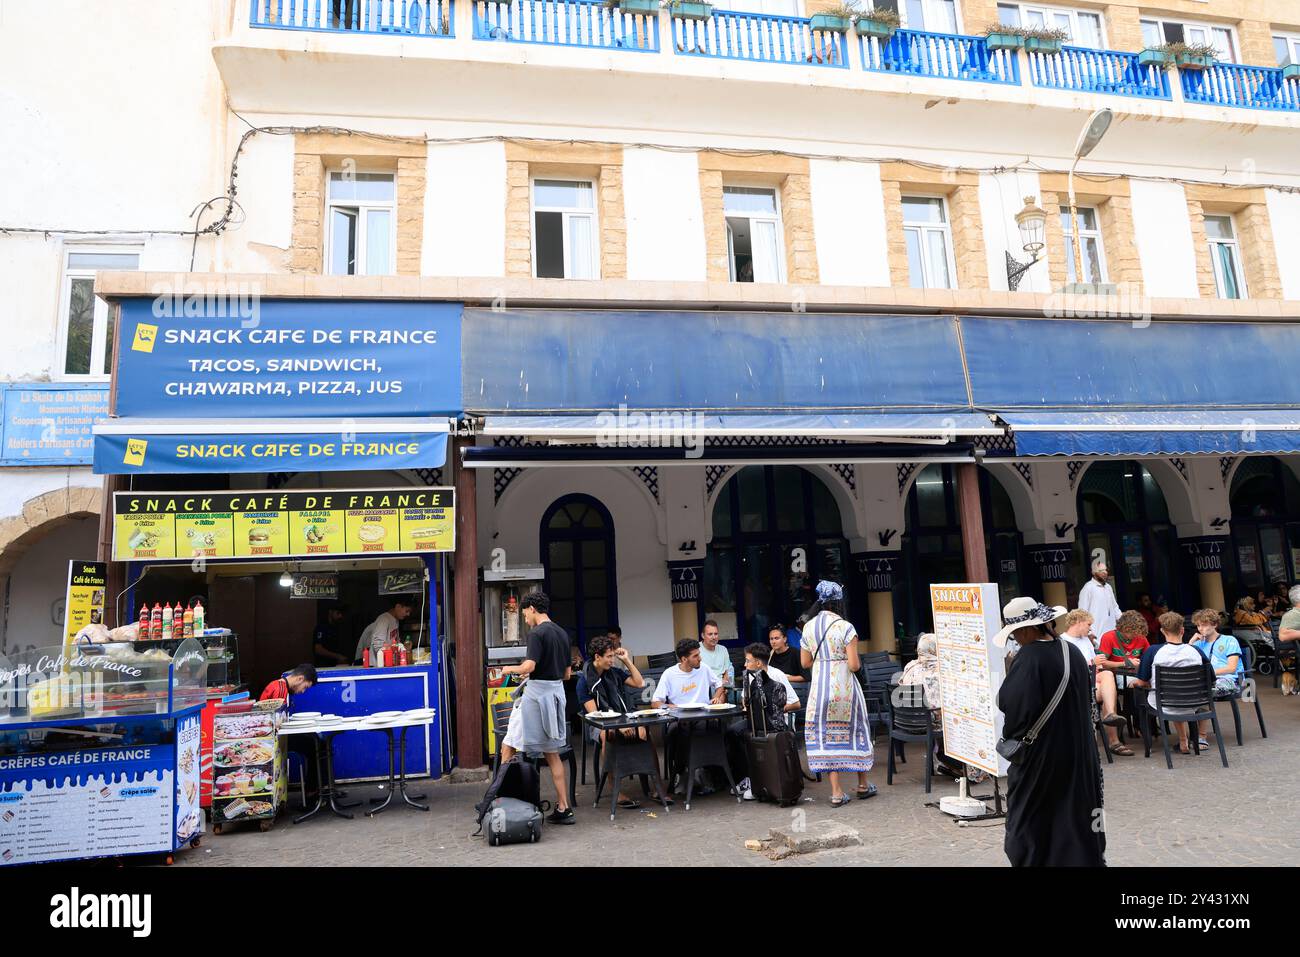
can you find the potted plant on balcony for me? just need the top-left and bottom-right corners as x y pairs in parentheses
(983, 24), (1026, 51)
(1284, 59), (1300, 80)
(1022, 26), (1067, 54)
(853, 5), (899, 39)
(607, 0), (660, 15)
(810, 2), (857, 34)
(1169, 41), (1220, 70)
(983, 24), (1066, 53)
(667, 0), (713, 21)
(1138, 46), (1175, 68)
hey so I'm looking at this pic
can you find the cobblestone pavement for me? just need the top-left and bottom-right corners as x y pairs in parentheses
(179, 690), (1300, 867)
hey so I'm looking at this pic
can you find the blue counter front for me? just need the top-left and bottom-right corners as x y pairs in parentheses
(289, 664), (443, 781)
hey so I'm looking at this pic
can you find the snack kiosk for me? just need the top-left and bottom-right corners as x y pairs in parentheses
(0, 637), (208, 866)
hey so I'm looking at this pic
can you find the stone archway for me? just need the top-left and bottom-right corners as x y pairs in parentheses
(0, 486), (102, 578)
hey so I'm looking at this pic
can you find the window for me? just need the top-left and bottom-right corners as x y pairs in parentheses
(58, 248), (140, 379)
(326, 171), (395, 276)
(724, 186), (784, 283)
(1060, 206), (1107, 284)
(997, 3), (1103, 48)
(1140, 18), (1236, 62)
(1205, 214), (1246, 300)
(902, 196), (956, 290)
(721, 0), (800, 15)
(1275, 33), (1300, 66)
(869, 0), (957, 33)
(532, 179), (598, 280)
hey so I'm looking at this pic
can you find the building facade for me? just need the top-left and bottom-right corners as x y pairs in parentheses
(5, 0), (1300, 701)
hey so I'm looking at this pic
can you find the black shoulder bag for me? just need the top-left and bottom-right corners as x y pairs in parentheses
(996, 639), (1070, 767)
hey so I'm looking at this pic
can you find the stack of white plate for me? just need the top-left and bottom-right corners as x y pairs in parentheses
(401, 708), (436, 721)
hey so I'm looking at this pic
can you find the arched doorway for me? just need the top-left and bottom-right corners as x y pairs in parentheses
(702, 465), (848, 646)
(1073, 460), (1176, 610)
(1225, 456), (1300, 605)
(898, 465), (1024, 632)
(539, 494), (618, 652)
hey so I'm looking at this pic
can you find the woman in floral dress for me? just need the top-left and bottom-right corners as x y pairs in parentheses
(800, 580), (875, 807)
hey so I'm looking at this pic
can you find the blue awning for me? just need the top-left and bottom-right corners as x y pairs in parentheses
(93, 419), (449, 475)
(482, 412), (1000, 441)
(997, 410), (1300, 456)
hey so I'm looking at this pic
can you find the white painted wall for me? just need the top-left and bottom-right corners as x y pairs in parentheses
(0, 468), (100, 519)
(809, 160), (891, 288)
(1266, 189), (1300, 301)
(979, 171), (1047, 293)
(1130, 180), (1200, 298)
(422, 141), (507, 277)
(221, 128), (295, 273)
(1, 515), (99, 653)
(623, 147), (706, 282)
(483, 467), (674, 657)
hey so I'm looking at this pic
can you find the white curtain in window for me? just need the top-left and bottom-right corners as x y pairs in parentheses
(751, 220), (781, 283)
(567, 213), (595, 279)
(366, 208), (392, 275)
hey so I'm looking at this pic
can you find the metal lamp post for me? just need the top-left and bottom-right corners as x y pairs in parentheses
(1068, 108), (1113, 290)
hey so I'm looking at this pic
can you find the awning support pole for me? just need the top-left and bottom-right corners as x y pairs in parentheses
(453, 436), (485, 770)
(97, 474), (127, 627)
(956, 463), (989, 584)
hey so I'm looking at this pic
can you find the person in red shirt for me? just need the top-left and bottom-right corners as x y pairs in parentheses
(1135, 593), (1162, 639)
(1098, 611), (1151, 675)
(259, 663), (318, 702)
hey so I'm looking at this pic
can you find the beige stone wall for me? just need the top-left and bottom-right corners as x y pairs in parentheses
(505, 160), (532, 278)
(1041, 192), (1069, 289)
(1237, 203), (1284, 299)
(290, 133), (427, 276)
(598, 164), (627, 280)
(1185, 199), (1220, 299)
(779, 172), (819, 284)
(395, 157), (426, 277)
(1097, 194), (1142, 288)
(1103, 4), (1143, 51)
(880, 178), (909, 287)
(0, 486), (102, 577)
(1237, 19), (1277, 66)
(960, 0), (999, 33)
(948, 185), (988, 290)
(699, 167), (729, 282)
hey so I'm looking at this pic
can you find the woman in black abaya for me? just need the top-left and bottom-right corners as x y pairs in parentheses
(994, 597), (1106, 867)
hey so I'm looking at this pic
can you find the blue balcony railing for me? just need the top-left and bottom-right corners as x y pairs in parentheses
(250, 0), (455, 36)
(1181, 61), (1300, 112)
(671, 8), (848, 68)
(473, 0), (659, 50)
(860, 28), (1018, 85)
(1027, 46), (1169, 100)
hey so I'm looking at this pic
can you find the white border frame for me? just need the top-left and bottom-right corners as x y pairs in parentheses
(530, 177), (600, 280)
(901, 193), (959, 291)
(996, 1), (1107, 48)
(324, 169), (398, 277)
(1062, 204), (1109, 285)
(1140, 15), (1238, 62)
(1205, 213), (1249, 301)
(55, 243), (143, 382)
(723, 184), (787, 284)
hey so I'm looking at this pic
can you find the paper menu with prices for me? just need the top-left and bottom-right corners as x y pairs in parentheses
(930, 583), (1008, 777)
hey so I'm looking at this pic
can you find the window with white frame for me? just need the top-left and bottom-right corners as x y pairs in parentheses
(724, 186), (785, 284)
(326, 171), (395, 276)
(867, 0), (958, 34)
(57, 248), (141, 379)
(1060, 206), (1107, 284)
(532, 179), (599, 280)
(902, 196), (956, 290)
(1140, 17), (1237, 61)
(1275, 32), (1300, 66)
(718, 0), (800, 15)
(1205, 214), (1247, 300)
(997, 2), (1104, 48)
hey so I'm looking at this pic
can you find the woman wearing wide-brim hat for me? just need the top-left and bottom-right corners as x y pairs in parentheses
(994, 596), (1106, 867)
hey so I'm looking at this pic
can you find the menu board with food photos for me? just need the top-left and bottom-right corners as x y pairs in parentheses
(112, 488), (455, 562)
(930, 583), (1009, 778)
(210, 702), (285, 829)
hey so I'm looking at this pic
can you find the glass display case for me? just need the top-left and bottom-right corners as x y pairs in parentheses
(131, 630), (240, 697)
(0, 638), (208, 725)
(482, 565), (545, 664)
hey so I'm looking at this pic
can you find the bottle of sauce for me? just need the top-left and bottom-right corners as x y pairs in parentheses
(192, 600), (205, 634)
(173, 602), (185, 640)
(162, 602), (174, 638)
(150, 602), (163, 640)
(362, 647), (371, 668)
(183, 603), (194, 639)
(138, 603), (150, 633)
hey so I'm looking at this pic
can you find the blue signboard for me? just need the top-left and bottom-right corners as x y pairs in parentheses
(0, 383), (109, 466)
(113, 299), (462, 418)
(94, 428), (447, 474)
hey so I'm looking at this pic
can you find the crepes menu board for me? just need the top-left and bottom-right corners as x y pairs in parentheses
(0, 746), (174, 866)
(63, 560), (107, 647)
(113, 488), (455, 561)
(930, 583), (1008, 777)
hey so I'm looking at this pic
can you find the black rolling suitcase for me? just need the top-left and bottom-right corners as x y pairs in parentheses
(743, 674), (804, 807)
(485, 797), (543, 845)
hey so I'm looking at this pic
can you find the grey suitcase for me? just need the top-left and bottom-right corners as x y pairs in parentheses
(486, 797), (543, 846)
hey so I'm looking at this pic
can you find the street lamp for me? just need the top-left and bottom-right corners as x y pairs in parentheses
(1067, 108), (1113, 289)
(1006, 196), (1047, 291)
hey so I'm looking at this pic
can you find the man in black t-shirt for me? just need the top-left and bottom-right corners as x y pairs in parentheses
(313, 604), (351, 667)
(499, 592), (575, 823)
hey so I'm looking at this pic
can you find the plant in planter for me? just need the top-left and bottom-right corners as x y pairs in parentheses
(1283, 60), (1300, 80)
(606, 0), (660, 15)
(983, 23), (1067, 53)
(853, 4), (899, 39)
(810, 2), (857, 35)
(1138, 46), (1175, 68)
(1151, 41), (1219, 70)
(667, 0), (713, 21)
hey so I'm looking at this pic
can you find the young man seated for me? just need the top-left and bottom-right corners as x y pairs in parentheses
(575, 635), (655, 809)
(1189, 607), (1244, 749)
(1132, 611), (1206, 755)
(652, 638), (727, 792)
(724, 643), (801, 801)
(1060, 610), (1130, 755)
(1098, 610), (1151, 678)
(259, 663), (317, 702)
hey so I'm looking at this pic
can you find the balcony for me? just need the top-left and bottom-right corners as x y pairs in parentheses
(1180, 61), (1300, 112)
(671, 9), (846, 68)
(472, 0), (658, 51)
(249, 0), (455, 36)
(860, 28), (1017, 85)
(1027, 46), (1169, 101)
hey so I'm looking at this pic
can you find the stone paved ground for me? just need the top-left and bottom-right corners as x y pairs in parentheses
(178, 690), (1300, 867)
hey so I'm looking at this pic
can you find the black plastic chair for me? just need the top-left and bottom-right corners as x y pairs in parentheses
(1215, 642), (1266, 745)
(886, 683), (940, 793)
(859, 660), (901, 737)
(1143, 663), (1229, 769)
(646, 652), (678, 669)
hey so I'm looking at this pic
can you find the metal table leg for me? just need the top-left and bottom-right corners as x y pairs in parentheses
(397, 726), (429, 811)
(325, 732), (359, 817)
(292, 736), (329, 824)
(366, 729), (397, 816)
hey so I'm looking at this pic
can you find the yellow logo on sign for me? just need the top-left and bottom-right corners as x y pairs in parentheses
(132, 323), (159, 353)
(124, 439), (148, 467)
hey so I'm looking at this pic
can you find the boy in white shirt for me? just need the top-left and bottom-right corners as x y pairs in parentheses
(1133, 611), (1205, 754)
(653, 638), (727, 793)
